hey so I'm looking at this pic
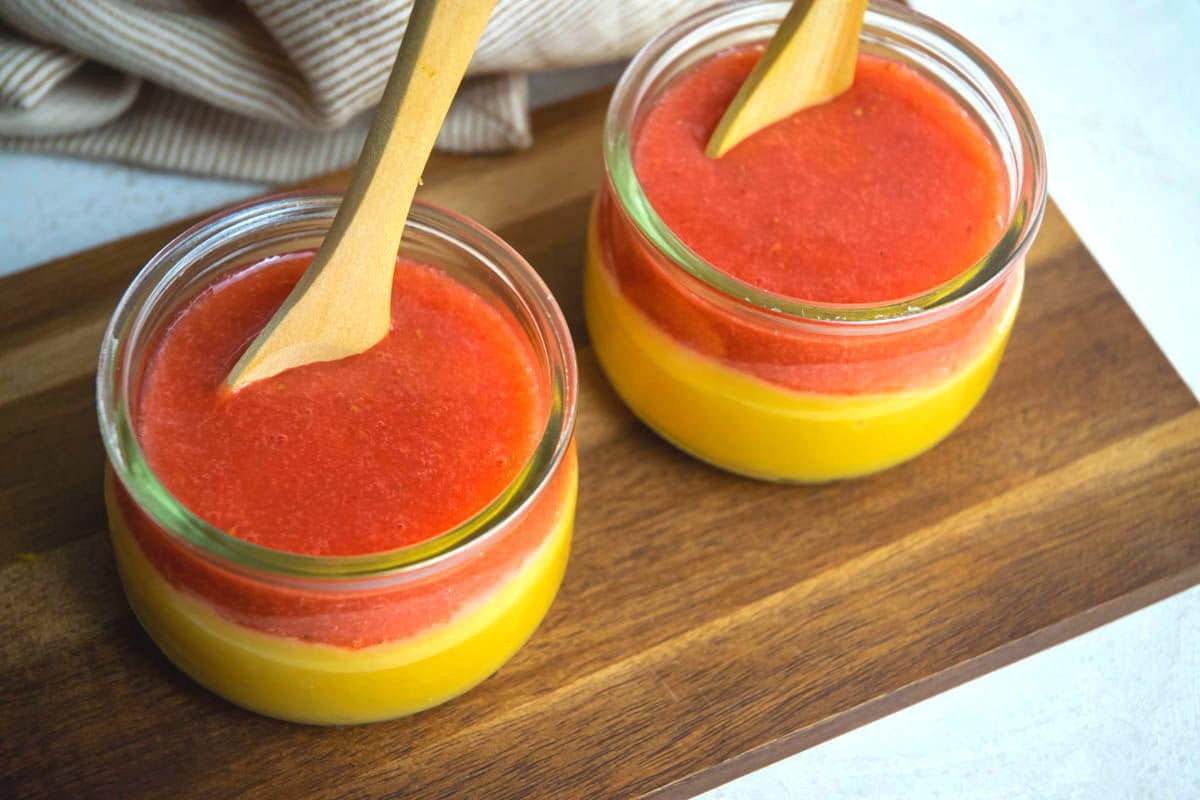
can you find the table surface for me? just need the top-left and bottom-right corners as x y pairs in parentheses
(1, 2), (1197, 798)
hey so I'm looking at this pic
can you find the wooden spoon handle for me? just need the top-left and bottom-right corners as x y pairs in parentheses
(225, 0), (497, 389)
(706, 0), (868, 158)
(329, 0), (497, 265)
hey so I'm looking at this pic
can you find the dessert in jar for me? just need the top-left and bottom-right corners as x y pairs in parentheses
(98, 195), (578, 724)
(585, 0), (1046, 481)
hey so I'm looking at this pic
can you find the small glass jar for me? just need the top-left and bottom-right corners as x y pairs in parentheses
(98, 194), (578, 725)
(585, 0), (1046, 481)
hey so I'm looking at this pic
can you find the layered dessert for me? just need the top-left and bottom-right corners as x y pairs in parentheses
(107, 250), (576, 724)
(586, 38), (1025, 481)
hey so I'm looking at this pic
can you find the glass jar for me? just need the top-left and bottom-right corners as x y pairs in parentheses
(585, 0), (1046, 481)
(98, 194), (578, 725)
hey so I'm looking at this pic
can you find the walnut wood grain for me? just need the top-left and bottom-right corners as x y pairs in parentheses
(0, 89), (1197, 799)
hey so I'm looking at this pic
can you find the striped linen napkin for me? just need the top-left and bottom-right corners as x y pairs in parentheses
(0, 0), (706, 182)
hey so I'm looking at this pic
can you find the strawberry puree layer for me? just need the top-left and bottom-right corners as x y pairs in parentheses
(127, 253), (562, 648)
(595, 193), (1016, 395)
(598, 47), (1015, 395)
(115, 450), (575, 649)
(634, 48), (1007, 303)
(138, 253), (546, 556)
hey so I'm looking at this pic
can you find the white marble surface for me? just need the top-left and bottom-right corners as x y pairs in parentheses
(0, 157), (261, 274)
(1, 6), (1196, 799)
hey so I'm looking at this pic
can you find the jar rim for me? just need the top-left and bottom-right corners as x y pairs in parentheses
(604, 0), (1047, 324)
(97, 192), (578, 583)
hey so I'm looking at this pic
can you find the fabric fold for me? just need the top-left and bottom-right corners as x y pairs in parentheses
(0, 30), (86, 108)
(0, 0), (708, 180)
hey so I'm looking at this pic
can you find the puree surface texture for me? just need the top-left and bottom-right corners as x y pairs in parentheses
(138, 253), (546, 556)
(634, 47), (1008, 303)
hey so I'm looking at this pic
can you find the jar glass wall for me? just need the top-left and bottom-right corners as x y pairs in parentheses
(98, 194), (578, 725)
(585, 0), (1046, 481)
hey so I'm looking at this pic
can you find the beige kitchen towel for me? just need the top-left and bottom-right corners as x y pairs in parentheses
(0, 0), (707, 182)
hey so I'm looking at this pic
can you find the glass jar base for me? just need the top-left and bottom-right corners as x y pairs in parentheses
(105, 466), (576, 725)
(584, 251), (1019, 483)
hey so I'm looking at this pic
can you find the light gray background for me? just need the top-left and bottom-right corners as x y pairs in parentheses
(1, 2), (1196, 797)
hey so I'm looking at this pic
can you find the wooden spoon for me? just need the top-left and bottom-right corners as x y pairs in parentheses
(706, 0), (869, 158)
(226, 0), (497, 390)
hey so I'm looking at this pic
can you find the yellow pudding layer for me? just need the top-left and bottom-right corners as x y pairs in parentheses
(105, 455), (576, 725)
(585, 227), (1020, 481)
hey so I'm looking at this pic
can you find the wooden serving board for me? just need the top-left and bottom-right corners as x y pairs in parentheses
(1, 90), (1198, 799)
